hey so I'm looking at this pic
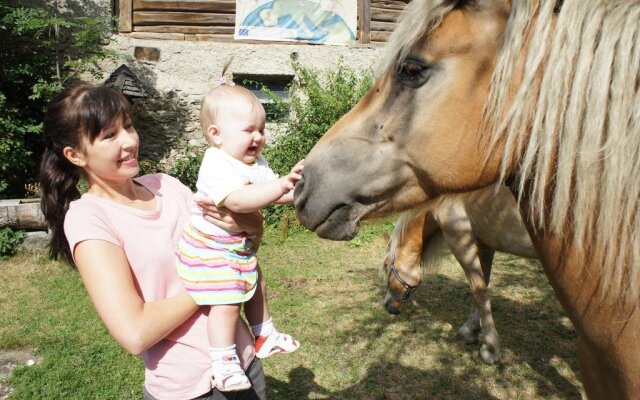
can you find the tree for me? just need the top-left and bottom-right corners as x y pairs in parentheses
(0, 1), (112, 198)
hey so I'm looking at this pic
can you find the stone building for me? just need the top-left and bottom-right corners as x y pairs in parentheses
(21, 0), (409, 166)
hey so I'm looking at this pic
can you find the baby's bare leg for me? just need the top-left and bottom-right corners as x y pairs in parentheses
(244, 266), (270, 326)
(209, 304), (242, 346)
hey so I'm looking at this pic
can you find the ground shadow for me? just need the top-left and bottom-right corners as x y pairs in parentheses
(278, 254), (583, 400)
(266, 363), (499, 400)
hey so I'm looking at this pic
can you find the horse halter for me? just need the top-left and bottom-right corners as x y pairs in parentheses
(387, 257), (421, 302)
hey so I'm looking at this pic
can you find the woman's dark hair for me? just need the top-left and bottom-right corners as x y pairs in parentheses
(40, 82), (131, 265)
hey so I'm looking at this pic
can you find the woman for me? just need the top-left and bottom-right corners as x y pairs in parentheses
(39, 82), (267, 400)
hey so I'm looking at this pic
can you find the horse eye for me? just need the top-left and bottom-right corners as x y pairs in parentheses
(397, 61), (432, 88)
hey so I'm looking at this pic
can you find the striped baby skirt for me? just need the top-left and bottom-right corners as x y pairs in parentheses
(176, 223), (258, 305)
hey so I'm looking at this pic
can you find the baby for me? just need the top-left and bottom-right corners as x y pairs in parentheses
(176, 76), (302, 391)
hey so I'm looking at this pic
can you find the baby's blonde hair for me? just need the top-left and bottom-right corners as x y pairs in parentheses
(200, 61), (264, 141)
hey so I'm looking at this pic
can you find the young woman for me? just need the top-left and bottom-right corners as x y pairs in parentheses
(39, 82), (267, 400)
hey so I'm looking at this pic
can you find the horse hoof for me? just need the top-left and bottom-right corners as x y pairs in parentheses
(455, 327), (479, 345)
(479, 343), (500, 364)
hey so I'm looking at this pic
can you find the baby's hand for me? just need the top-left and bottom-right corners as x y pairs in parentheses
(279, 160), (304, 192)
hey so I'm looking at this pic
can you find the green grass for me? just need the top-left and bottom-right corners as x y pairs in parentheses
(0, 223), (583, 399)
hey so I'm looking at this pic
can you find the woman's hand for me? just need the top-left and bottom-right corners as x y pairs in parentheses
(196, 197), (264, 234)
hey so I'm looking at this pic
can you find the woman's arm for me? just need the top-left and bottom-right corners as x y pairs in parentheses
(74, 239), (198, 355)
(197, 199), (264, 234)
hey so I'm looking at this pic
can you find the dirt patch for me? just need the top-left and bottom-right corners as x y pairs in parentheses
(0, 349), (42, 400)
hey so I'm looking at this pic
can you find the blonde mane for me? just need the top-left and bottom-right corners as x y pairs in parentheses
(486, 0), (640, 302)
(383, 0), (640, 301)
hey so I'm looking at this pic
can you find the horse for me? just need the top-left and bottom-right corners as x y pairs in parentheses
(382, 184), (537, 364)
(294, 1), (640, 398)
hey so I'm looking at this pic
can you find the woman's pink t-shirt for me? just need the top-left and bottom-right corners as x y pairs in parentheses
(64, 174), (255, 400)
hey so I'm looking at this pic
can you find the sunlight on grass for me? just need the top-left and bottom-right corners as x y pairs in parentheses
(0, 224), (583, 399)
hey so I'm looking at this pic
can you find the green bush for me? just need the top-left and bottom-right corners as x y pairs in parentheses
(169, 150), (204, 192)
(0, 227), (26, 259)
(0, 2), (113, 199)
(262, 60), (374, 230)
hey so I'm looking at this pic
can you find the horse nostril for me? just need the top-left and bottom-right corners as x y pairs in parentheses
(294, 175), (307, 208)
(383, 294), (402, 315)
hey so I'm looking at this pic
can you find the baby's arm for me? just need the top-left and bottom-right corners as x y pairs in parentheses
(223, 161), (303, 213)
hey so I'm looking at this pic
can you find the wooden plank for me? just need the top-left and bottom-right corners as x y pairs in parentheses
(136, 25), (235, 34)
(371, 20), (397, 32)
(134, 0), (236, 13)
(119, 0), (133, 32)
(371, 7), (403, 23)
(358, 0), (371, 44)
(127, 31), (186, 40)
(133, 11), (235, 25)
(371, 0), (410, 10)
(371, 30), (392, 42)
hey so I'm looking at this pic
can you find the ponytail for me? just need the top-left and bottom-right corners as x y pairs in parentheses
(39, 148), (81, 264)
(39, 82), (130, 266)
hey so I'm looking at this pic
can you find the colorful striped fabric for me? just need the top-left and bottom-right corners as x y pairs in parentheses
(176, 223), (258, 305)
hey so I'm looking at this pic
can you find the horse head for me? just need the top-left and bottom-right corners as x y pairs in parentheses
(295, 0), (510, 240)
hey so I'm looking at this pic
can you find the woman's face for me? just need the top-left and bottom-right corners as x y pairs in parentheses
(78, 116), (140, 184)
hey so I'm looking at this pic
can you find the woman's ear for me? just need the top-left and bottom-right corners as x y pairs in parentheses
(62, 146), (86, 167)
(205, 125), (222, 146)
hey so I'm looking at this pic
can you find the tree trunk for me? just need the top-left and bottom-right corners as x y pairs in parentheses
(0, 199), (48, 230)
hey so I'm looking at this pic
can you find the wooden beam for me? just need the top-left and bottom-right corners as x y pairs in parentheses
(371, 20), (397, 32)
(371, 7), (403, 23)
(371, 30), (392, 42)
(134, 0), (236, 13)
(372, 0), (410, 10)
(133, 11), (235, 26)
(358, 0), (371, 44)
(119, 0), (133, 32)
(136, 25), (235, 34)
(127, 31), (186, 40)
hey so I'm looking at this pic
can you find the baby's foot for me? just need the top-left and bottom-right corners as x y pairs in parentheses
(255, 331), (300, 359)
(212, 354), (251, 392)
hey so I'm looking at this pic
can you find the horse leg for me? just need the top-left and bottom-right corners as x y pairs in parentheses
(455, 244), (495, 346)
(442, 229), (500, 364)
(455, 303), (481, 344)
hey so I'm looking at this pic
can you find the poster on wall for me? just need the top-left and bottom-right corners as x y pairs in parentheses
(235, 0), (357, 45)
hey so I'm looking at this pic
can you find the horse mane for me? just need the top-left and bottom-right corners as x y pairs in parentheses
(485, 0), (640, 302)
(377, 0), (456, 75)
(383, 0), (640, 301)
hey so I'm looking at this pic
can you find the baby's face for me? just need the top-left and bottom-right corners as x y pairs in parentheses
(215, 97), (267, 164)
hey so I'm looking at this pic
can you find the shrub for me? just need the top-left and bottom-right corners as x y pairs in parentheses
(0, 2), (113, 198)
(262, 60), (374, 230)
(169, 150), (204, 192)
(0, 227), (26, 259)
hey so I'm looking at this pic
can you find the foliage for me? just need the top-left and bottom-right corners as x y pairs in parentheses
(169, 151), (204, 192)
(261, 60), (374, 230)
(0, 2), (113, 198)
(0, 227), (26, 259)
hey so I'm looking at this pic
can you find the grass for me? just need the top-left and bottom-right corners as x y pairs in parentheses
(0, 222), (583, 399)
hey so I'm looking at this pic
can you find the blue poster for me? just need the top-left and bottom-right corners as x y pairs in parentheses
(235, 0), (357, 45)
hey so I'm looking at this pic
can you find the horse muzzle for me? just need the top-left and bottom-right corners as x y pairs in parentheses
(383, 291), (403, 315)
(294, 165), (362, 240)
